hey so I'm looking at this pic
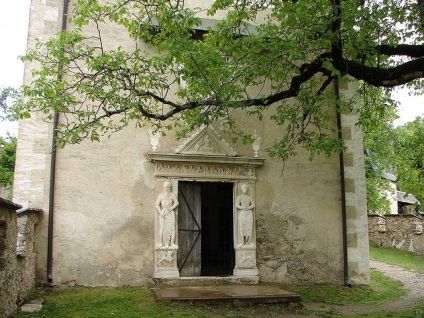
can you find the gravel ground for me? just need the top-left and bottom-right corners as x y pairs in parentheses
(305, 260), (424, 316)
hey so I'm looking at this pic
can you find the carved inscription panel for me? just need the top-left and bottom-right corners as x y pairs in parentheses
(155, 163), (256, 180)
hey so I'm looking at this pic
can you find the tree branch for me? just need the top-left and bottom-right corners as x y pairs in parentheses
(335, 56), (424, 87)
(132, 53), (333, 120)
(376, 44), (424, 58)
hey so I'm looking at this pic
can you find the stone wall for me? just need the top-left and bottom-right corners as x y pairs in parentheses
(368, 214), (423, 255)
(0, 198), (41, 318)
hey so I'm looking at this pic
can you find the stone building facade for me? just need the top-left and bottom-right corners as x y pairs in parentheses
(13, 0), (370, 287)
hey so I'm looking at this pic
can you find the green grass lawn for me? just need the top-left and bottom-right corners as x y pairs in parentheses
(370, 242), (424, 274)
(281, 269), (405, 305)
(12, 245), (424, 318)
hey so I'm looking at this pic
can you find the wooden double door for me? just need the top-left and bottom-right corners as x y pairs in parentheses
(177, 181), (235, 277)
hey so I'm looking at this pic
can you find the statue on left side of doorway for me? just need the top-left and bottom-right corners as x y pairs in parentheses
(156, 181), (179, 248)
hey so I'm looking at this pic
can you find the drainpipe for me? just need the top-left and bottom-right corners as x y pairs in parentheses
(334, 79), (351, 287)
(46, 0), (69, 284)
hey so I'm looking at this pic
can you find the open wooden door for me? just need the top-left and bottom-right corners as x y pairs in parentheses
(177, 182), (202, 277)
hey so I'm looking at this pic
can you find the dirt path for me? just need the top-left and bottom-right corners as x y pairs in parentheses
(304, 260), (424, 316)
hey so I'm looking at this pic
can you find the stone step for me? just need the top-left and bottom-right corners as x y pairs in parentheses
(152, 285), (301, 304)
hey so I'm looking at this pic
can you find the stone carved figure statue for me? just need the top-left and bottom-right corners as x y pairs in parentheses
(236, 183), (255, 246)
(156, 181), (179, 248)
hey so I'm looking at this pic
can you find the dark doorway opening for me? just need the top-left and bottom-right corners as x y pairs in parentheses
(201, 182), (234, 276)
(178, 181), (234, 277)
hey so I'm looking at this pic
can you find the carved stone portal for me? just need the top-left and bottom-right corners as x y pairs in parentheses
(150, 126), (263, 280)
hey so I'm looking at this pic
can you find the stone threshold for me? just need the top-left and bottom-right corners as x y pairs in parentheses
(153, 275), (259, 286)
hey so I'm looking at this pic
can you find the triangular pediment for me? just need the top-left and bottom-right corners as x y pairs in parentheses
(175, 126), (237, 156)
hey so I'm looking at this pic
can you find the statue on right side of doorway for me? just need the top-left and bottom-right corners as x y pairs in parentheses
(235, 183), (255, 246)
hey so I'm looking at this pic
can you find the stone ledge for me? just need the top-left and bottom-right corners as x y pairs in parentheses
(147, 153), (265, 167)
(20, 299), (43, 313)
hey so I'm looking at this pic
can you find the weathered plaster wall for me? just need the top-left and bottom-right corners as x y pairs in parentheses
(51, 129), (156, 286)
(369, 214), (423, 255)
(0, 199), (41, 318)
(254, 110), (344, 283)
(14, 0), (370, 286)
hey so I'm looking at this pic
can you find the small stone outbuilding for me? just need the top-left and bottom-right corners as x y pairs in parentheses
(397, 191), (421, 216)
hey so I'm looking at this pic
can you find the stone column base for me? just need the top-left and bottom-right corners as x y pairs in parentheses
(233, 245), (258, 278)
(154, 247), (180, 278)
(233, 267), (259, 277)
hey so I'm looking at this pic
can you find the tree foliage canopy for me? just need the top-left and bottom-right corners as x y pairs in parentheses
(17, 0), (424, 158)
(0, 136), (16, 188)
(364, 109), (424, 213)
(0, 87), (18, 122)
(395, 117), (424, 204)
(361, 85), (399, 213)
